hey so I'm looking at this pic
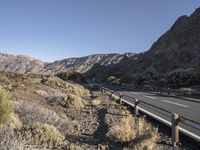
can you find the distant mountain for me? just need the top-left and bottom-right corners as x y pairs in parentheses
(0, 53), (45, 74)
(43, 53), (134, 74)
(0, 52), (134, 74)
(1, 7), (200, 87)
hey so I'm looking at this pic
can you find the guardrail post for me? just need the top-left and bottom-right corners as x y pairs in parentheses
(99, 88), (102, 98)
(134, 98), (139, 117)
(172, 113), (179, 147)
(102, 89), (104, 94)
(119, 93), (123, 104)
(110, 91), (114, 99)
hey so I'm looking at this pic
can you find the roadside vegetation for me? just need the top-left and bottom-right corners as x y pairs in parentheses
(0, 71), (190, 149)
(0, 89), (13, 124)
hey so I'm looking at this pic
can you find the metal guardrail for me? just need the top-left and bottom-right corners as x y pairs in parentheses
(99, 86), (200, 145)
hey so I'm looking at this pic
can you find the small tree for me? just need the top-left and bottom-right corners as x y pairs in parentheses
(0, 89), (13, 124)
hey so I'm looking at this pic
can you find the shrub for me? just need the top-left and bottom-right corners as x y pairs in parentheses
(15, 103), (69, 132)
(41, 76), (68, 89)
(45, 89), (85, 109)
(167, 69), (200, 88)
(66, 94), (84, 109)
(68, 83), (90, 98)
(106, 114), (135, 142)
(129, 128), (158, 150)
(91, 99), (101, 106)
(9, 113), (23, 129)
(35, 90), (48, 98)
(0, 89), (13, 124)
(68, 144), (83, 150)
(56, 70), (86, 83)
(0, 74), (10, 84)
(18, 123), (65, 147)
(107, 76), (117, 82)
(106, 115), (158, 147)
(0, 126), (37, 150)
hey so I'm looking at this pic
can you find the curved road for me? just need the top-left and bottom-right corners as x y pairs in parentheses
(100, 84), (200, 143)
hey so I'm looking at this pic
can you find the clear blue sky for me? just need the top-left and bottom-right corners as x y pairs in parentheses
(0, 0), (199, 62)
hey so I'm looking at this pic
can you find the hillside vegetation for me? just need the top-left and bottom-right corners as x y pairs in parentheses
(0, 71), (189, 149)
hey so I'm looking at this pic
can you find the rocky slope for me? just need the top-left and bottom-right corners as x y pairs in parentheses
(0, 53), (45, 74)
(131, 7), (200, 74)
(1, 7), (200, 84)
(85, 7), (200, 81)
(0, 52), (134, 74)
(0, 71), (193, 149)
(43, 53), (134, 74)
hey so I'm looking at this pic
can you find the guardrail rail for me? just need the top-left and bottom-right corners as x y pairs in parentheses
(99, 86), (200, 146)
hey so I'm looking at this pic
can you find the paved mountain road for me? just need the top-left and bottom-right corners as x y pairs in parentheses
(100, 84), (200, 142)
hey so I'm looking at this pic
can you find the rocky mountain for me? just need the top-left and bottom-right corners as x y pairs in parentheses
(0, 52), (134, 74)
(1, 7), (200, 86)
(131, 7), (200, 74)
(43, 53), (134, 74)
(0, 53), (45, 74)
(85, 7), (200, 81)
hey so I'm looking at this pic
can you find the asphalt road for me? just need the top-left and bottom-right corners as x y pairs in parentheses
(101, 84), (200, 142)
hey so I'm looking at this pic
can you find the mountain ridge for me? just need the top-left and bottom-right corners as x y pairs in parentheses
(0, 7), (200, 83)
(0, 52), (135, 74)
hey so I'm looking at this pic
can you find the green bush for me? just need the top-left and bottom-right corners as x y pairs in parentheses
(0, 89), (13, 124)
(107, 76), (117, 82)
(167, 69), (200, 88)
(56, 70), (86, 83)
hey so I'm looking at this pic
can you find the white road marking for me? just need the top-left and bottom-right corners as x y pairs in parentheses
(103, 88), (200, 142)
(162, 100), (188, 108)
(145, 95), (156, 99)
(131, 92), (139, 95)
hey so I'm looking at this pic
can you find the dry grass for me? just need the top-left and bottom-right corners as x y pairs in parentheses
(129, 128), (158, 150)
(66, 94), (84, 109)
(9, 113), (23, 129)
(67, 82), (90, 98)
(91, 98), (101, 106)
(18, 123), (65, 148)
(0, 89), (13, 124)
(106, 115), (158, 149)
(35, 90), (48, 98)
(15, 102), (69, 132)
(106, 114), (135, 142)
(0, 126), (41, 150)
(68, 144), (83, 150)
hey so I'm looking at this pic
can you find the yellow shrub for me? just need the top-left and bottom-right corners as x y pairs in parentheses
(129, 128), (158, 150)
(66, 94), (84, 109)
(107, 114), (135, 142)
(92, 99), (101, 106)
(0, 89), (13, 124)
(107, 115), (158, 146)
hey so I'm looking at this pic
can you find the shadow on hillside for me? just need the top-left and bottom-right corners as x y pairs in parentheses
(65, 108), (125, 150)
